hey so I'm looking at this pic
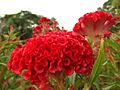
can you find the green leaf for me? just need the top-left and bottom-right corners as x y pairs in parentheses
(88, 39), (105, 89)
(65, 77), (70, 90)
(106, 39), (120, 49)
(68, 72), (76, 85)
(117, 9), (120, 16)
(32, 85), (38, 90)
(74, 76), (83, 90)
(0, 62), (7, 67)
(102, 83), (115, 90)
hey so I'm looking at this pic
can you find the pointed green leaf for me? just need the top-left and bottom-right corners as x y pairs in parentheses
(88, 39), (105, 89)
(69, 72), (76, 85)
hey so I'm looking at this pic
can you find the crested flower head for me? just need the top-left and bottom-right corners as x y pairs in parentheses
(7, 31), (94, 88)
(73, 11), (115, 41)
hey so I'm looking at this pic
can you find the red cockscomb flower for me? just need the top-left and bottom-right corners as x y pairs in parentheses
(73, 11), (115, 41)
(7, 31), (94, 89)
(33, 17), (64, 37)
(38, 17), (51, 23)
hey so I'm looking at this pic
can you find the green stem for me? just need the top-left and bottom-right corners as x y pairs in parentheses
(49, 73), (65, 90)
(59, 79), (64, 90)
(87, 38), (105, 89)
(0, 63), (6, 67)
(83, 83), (90, 90)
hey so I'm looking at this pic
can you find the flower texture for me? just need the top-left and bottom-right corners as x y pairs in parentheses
(115, 15), (120, 21)
(7, 31), (94, 89)
(73, 11), (115, 41)
(33, 17), (62, 37)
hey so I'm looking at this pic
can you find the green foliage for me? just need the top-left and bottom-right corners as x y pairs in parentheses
(0, 11), (40, 40)
(0, 30), (35, 90)
(98, 0), (120, 14)
(88, 39), (105, 89)
(1, 1), (120, 89)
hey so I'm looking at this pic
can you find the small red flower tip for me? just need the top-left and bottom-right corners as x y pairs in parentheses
(104, 31), (112, 38)
(116, 38), (120, 43)
(38, 17), (51, 23)
(4, 80), (8, 85)
(0, 45), (2, 48)
(73, 11), (115, 41)
(32, 25), (43, 36)
(104, 47), (109, 53)
(115, 15), (120, 21)
(17, 43), (23, 48)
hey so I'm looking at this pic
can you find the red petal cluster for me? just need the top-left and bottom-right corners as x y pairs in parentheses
(73, 11), (115, 40)
(38, 17), (51, 23)
(33, 17), (61, 37)
(115, 15), (120, 21)
(7, 31), (94, 88)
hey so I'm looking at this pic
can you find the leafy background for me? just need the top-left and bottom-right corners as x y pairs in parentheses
(1, 0), (120, 90)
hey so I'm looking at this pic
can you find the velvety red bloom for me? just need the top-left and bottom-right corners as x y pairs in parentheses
(7, 31), (94, 88)
(33, 17), (64, 37)
(73, 11), (115, 41)
(7, 47), (24, 74)
(32, 25), (43, 36)
(38, 17), (51, 23)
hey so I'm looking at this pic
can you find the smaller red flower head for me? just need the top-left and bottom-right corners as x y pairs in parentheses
(38, 17), (51, 23)
(73, 11), (115, 41)
(33, 17), (61, 37)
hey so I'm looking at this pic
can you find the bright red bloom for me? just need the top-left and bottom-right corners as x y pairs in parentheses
(32, 25), (43, 36)
(33, 17), (64, 37)
(38, 17), (51, 23)
(73, 11), (115, 41)
(7, 31), (94, 88)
